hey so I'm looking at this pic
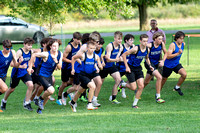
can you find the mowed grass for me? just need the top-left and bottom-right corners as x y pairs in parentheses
(0, 33), (200, 132)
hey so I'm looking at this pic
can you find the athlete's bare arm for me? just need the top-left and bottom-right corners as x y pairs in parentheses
(62, 45), (72, 63)
(166, 43), (182, 59)
(122, 46), (138, 73)
(104, 43), (119, 62)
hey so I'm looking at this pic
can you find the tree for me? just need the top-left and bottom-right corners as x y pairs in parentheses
(125, 0), (200, 31)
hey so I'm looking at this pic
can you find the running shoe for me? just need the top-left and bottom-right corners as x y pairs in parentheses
(112, 99), (121, 104)
(37, 108), (42, 114)
(1, 99), (6, 110)
(173, 87), (184, 96)
(87, 103), (98, 110)
(56, 99), (62, 105)
(156, 98), (165, 103)
(69, 101), (77, 112)
(92, 100), (101, 107)
(24, 103), (33, 111)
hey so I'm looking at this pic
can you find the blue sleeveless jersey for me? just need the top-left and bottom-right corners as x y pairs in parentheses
(164, 42), (184, 68)
(80, 53), (96, 74)
(128, 45), (148, 67)
(104, 42), (120, 68)
(74, 61), (81, 73)
(148, 42), (162, 65)
(116, 44), (132, 72)
(38, 51), (61, 77)
(0, 50), (13, 78)
(11, 48), (31, 78)
(94, 47), (104, 58)
(34, 48), (43, 68)
(62, 43), (80, 70)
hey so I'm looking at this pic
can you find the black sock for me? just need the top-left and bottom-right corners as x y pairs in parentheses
(112, 95), (116, 100)
(64, 92), (68, 98)
(71, 100), (75, 105)
(39, 96), (44, 100)
(0, 92), (2, 95)
(88, 102), (91, 104)
(58, 96), (61, 100)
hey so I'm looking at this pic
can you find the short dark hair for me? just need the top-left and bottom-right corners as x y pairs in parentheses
(40, 38), (52, 47)
(2, 40), (12, 48)
(24, 37), (35, 45)
(174, 31), (185, 41)
(81, 33), (90, 44)
(140, 34), (148, 41)
(73, 32), (82, 40)
(153, 32), (164, 41)
(124, 34), (135, 43)
(46, 39), (62, 51)
(99, 38), (105, 45)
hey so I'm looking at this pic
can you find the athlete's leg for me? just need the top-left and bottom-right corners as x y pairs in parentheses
(0, 79), (8, 94)
(144, 73), (153, 88)
(152, 70), (162, 94)
(177, 68), (187, 86)
(111, 72), (121, 96)
(25, 81), (34, 102)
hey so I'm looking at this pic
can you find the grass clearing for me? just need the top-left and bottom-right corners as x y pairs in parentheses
(0, 32), (200, 132)
(52, 18), (200, 34)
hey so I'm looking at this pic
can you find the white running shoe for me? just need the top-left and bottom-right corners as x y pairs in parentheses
(87, 103), (98, 110)
(68, 101), (77, 107)
(109, 95), (112, 101)
(69, 101), (77, 112)
(121, 88), (126, 98)
(61, 92), (67, 106)
(92, 100), (101, 107)
(49, 96), (55, 101)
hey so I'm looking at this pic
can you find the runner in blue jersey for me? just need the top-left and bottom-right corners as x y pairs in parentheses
(143, 32), (167, 103)
(69, 41), (103, 112)
(121, 34), (154, 108)
(161, 31), (186, 96)
(117, 34), (135, 99)
(56, 32), (82, 105)
(1, 38), (35, 111)
(101, 31), (123, 104)
(73, 31), (104, 107)
(28, 39), (63, 114)
(0, 40), (23, 112)
(92, 37), (105, 107)
(30, 38), (56, 105)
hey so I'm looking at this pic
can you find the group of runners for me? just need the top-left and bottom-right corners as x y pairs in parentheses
(0, 30), (187, 114)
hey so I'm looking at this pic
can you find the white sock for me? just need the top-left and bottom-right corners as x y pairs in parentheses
(156, 93), (160, 99)
(35, 96), (39, 99)
(122, 82), (127, 87)
(175, 85), (180, 89)
(2, 99), (7, 103)
(25, 101), (29, 105)
(133, 98), (139, 106)
(93, 96), (97, 101)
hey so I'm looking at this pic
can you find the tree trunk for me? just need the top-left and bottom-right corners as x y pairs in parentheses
(138, 4), (148, 31)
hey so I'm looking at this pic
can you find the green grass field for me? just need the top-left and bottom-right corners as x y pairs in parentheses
(0, 33), (200, 132)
